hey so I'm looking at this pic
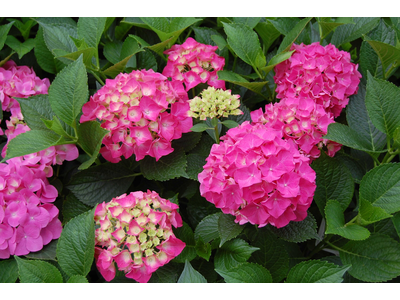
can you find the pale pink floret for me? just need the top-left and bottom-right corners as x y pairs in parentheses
(199, 121), (316, 228)
(80, 69), (193, 162)
(94, 191), (185, 283)
(163, 37), (226, 91)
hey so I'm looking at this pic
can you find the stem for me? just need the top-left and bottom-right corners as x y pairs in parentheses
(214, 124), (220, 144)
(89, 70), (105, 86)
(385, 63), (397, 80)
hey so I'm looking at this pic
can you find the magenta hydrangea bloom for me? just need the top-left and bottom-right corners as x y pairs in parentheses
(0, 158), (62, 259)
(94, 191), (185, 283)
(251, 96), (341, 159)
(274, 42), (362, 118)
(80, 69), (193, 162)
(198, 121), (316, 228)
(163, 37), (226, 91)
(0, 60), (50, 121)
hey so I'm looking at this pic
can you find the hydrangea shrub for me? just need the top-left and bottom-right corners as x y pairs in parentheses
(1, 17), (400, 285)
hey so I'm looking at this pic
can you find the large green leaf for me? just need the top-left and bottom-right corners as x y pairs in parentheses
(0, 258), (19, 283)
(5, 36), (35, 59)
(214, 238), (259, 271)
(311, 153), (354, 215)
(77, 17), (106, 48)
(66, 162), (137, 207)
(67, 275), (89, 283)
(56, 209), (95, 277)
(3, 129), (65, 161)
(216, 262), (272, 283)
(62, 193), (92, 224)
(325, 200), (370, 240)
(286, 259), (351, 283)
(260, 50), (295, 75)
(359, 163), (400, 215)
(140, 147), (188, 181)
(330, 17), (380, 47)
(39, 22), (78, 55)
(254, 20), (281, 52)
(249, 228), (289, 282)
(16, 94), (55, 131)
(218, 214), (244, 247)
(340, 233), (400, 282)
(217, 70), (268, 95)
(277, 17), (312, 53)
(24, 239), (58, 261)
(0, 21), (15, 51)
(358, 198), (392, 226)
(177, 260), (207, 283)
(173, 222), (197, 263)
(48, 55), (88, 127)
(223, 22), (266, 70)
(14, 256), (63, 283)
(194, 213), (222, 243)
(365, 39), (400, 78)
(34, 26), (58, 74)
(267, 213), (320, 243)
(317, 18), (345, 40)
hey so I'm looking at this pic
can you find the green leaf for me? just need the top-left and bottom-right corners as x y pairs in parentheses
(286, 260), (351, 283)
(268, 213), (320, 243)
(102, 48), (143, 78)
(325, 200), (370, 240)
(48, 55), (88, 127)
(171, 131), (202, 153)
(77, 17), (106, 48)
(311, 153), (354, 215)
(76, 121), (109, 170)
(39, 22), (78, 55)
(3, 129), (64, 161)
(195, 237), (212, 261)
(67, 275), (89, 283)
(54, 47), (96, 67)
(340, 233), (400, 282)
(324, 123), (387, 153)
(0, 258), (19, 283)
(211, 35), (227, 50)
(173, 222), (197, 263)
(5, 36), (35, 59)
(269, 17), (300, 35)
(192, 26), (220, 46)
(220, 120), (239, 129)
(214, 238), (259, 271)
(358, 198), (392, 226)
(317, 18), (345, 40)
(56, 209), (95, 277)
(67, 162), (137, 207)
(42, 116), (75, 139)
(177, 260), (207, 283)
(346, 81), (387, 151)
(277, 17), (312, 53)
(360, 41), (383, 78)
(254, 20), (281, 52)
(15, 256), (63, 283)
(34, 26), (58, 74)
(103, 40), (123, 64)
(260, 50), (295, 75)
(331, 17), (380, 47)
(216, 262), (272, 283)
(147, 262), (183, 283)
(0, 21), (15, 51)
(217, 70), (268, 95)
(62, 193), (92, 224)
(24, 239), (58, 261)
(218, 214), (244, 247)
(392, 212), (400, 239)
(140, 147), (188, 181)
(194, 213), (222, 243)
(16, 94), (55, 131)
(249, 228), (289, 282)
(366, 72), (400, 137)
(365, 39), (400, 78)
(223, 22), (266, 70)
(359, 163), (400, 215)
(191, 123), (212, 132)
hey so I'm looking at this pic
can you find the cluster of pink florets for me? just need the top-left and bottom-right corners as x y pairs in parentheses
(94, 191), (185, 283)
(80, 69), (193, 162)
(163, 37), (226, 91)
(0, 60), (50, 122)
(274, 42), (362, 118)
(252, 42), (361, 159)
(199, 121), (316, 228)
(0, 61), (79, 258)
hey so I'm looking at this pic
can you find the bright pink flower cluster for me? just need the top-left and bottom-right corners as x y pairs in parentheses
(0, 157), (62, 259)
(163, 37), (226, 91)
(198, 121), (316, 228)
(94, 191), (185, 283)
(274, 42), (362, 118)
(251, 96), (341, 159)
(80, 69), (193, 162)
(0, 60), (50, 121)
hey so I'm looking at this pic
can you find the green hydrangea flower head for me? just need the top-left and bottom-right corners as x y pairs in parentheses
(188, 87), (243, 120)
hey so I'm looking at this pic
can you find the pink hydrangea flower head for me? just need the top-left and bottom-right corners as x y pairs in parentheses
(163, 37), (226, 91)
(0, 60), (50, 120)
(188, 86), (243, 120)
(94, 190), (185, 283)
(198, 121), (316, 228)
(80, 69), (193, 162)
(251, 96), (341, 160)
(274, 42), (362, 118)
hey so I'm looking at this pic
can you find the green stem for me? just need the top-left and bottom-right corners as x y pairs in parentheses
(89, 70), (105, 86)
(214, 124), (220, 144)
(345, 215), (358, 226)
(305, 235), (333, 259)
(385, 63), (397, 80)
